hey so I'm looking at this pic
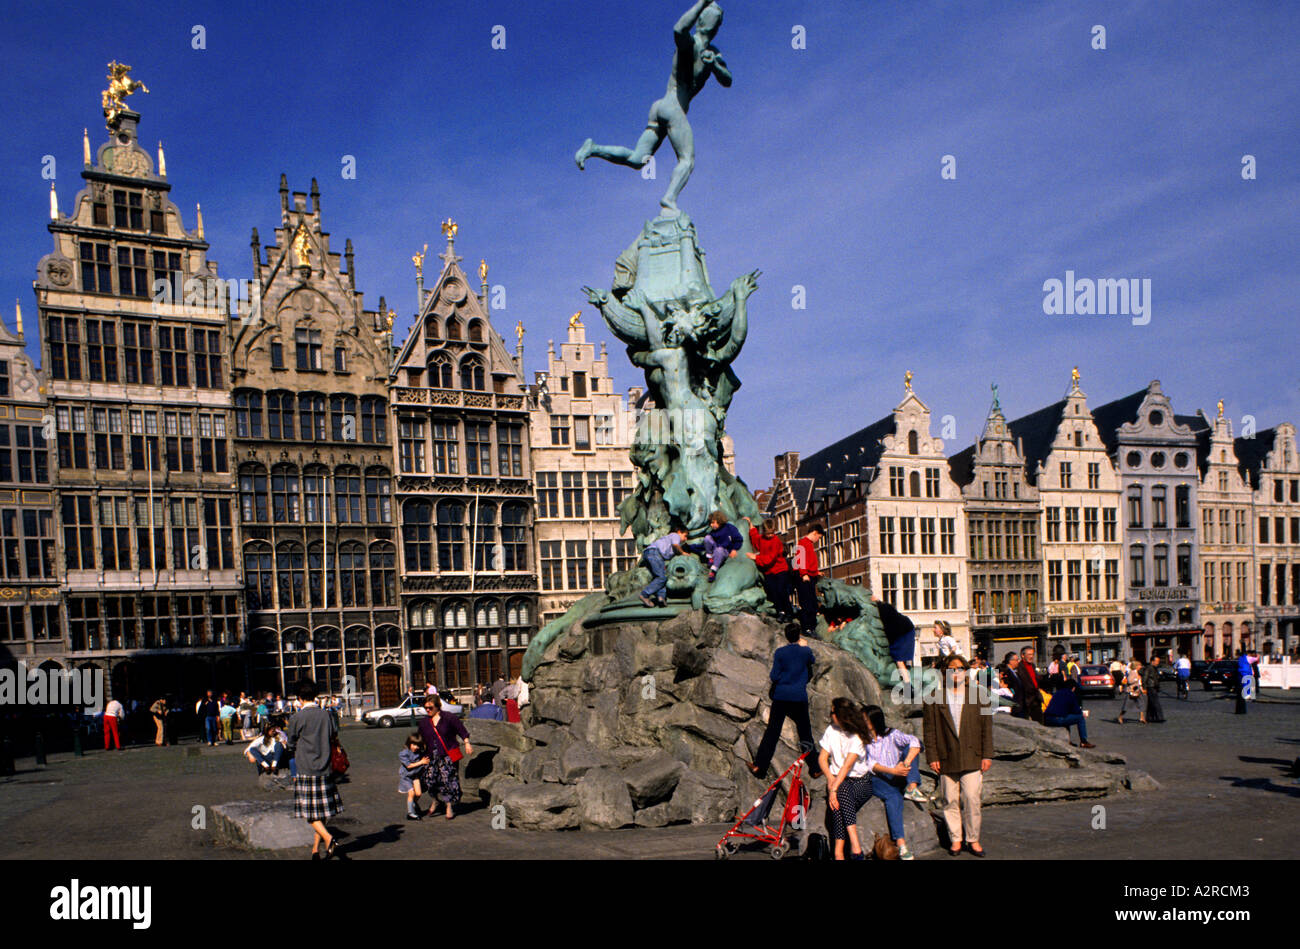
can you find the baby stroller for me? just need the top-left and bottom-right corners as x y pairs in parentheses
(715, 752), (811, 860)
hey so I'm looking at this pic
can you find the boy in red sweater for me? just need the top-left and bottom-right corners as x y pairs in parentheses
(793, 523), (824, 638)
(743, 515), (792, 622)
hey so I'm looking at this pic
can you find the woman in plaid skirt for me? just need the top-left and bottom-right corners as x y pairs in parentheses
(286, 679), (342, 859)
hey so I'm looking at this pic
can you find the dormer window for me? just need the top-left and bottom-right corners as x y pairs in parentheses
(113, 189), (143, 229)
(334, 346), (347, 372)
(907, 430), (918, 455)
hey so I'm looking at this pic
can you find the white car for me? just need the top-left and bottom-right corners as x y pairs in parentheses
(362, 694), (464, 728)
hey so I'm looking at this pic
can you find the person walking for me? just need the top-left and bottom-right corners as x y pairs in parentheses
(1117, 660), (1147, 725)
(1175, 652), (1192, 700)
(747, 623), (821, 779)
(1015, 646), (1044, 724)
(817, 698), (873, 861)
(1235, 650), (1254, 714)
(286, 679), (341, 860)
(399, 733), (429, 821)
(102, 696), (124, 750)
(219, 697), (237, 744)
(793, 523), (825, 639)
(862, 703), (923, 860)
(922, 655), (993, 857)
(196, 690), (220, 746)
(238, 693), (256, 740)
(743, 515), (792, 622)
(150, 697), (168, 746)
(1043, 678), (1094, 747)
(1143, 656), (1166, 723)
(417, 694), (473, 820)
(638, 527), (688, 608)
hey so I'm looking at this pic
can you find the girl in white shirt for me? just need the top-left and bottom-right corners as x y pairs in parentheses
(818, 697), (874, 860)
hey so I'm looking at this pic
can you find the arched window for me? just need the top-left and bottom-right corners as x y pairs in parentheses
(501, 503), (529, 570)
(275, 542), (305, 609)
(437, 500), (466, 571)
(344, 625), (372, 694)
(302, 465), (329, 523)
(330, 394), (358, 442)
(424, 317), (441, 344)
(314, 626), (343, 694)
(243, 541), (273, 610)
(308, 542), (335, 608)
(298, 393), (326, 441)
(446, 317), (462, 341)
(443, 599), (469, 627)
(271, 464), (300, 523)
(335, 465), (362, 523)
(361, 396), (387, 443)
(908, 470), (921, 498)
(403, 500), (433, 572)
(282, 628), (312, 683)
(408, 600), (432, 628)
(427, 353), (453, 389)
(370, 542), (396, 606)
(239, 464), (268, 523)
(234, 389), (263, 439)
(460, 357), (485, 391)
(339, 541), (367, 607)
(266, 391), (295, 440)
(907, 430), (918, 455)
(475, 599), (500, 627)
(473, 501), (497, 571)
(505, 598), (531, 626)
(468, 319), (484, 343)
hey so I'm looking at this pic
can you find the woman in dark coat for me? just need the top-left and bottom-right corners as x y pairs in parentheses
(418, 694), (473, 819)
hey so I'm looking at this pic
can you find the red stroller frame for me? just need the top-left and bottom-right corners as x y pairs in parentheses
(715, 752), (811, 860)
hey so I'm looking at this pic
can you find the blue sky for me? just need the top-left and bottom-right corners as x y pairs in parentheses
(4, 0), (1297, 487)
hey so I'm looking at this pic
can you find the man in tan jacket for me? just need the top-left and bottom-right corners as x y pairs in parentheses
(922, 655), (994, 856)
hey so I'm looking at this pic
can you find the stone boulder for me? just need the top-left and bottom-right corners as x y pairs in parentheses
(575, 768), (636, 829)
(498, 782), (581, 831)
(621, 750), (687, 808)
(211, 801), (315, 851)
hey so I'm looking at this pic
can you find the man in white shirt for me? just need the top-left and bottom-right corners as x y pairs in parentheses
(103, 697), (125, 750)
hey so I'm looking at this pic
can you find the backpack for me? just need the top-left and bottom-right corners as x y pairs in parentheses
(803, 832), (832, 861)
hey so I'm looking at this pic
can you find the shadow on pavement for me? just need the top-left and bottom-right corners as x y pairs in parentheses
(1219, 775), (1300, 797)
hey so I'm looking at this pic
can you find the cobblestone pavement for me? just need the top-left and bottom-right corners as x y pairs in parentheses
(1, 688), (1296, 860)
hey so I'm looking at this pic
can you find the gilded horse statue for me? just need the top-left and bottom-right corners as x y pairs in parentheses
(102, 61), (148, 127)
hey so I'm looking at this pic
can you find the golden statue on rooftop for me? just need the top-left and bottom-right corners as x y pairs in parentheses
(441, 219), (458, 241)
(1217, 398), (1224, 419)
(102, 61), (148, 128)
(569, 312), (583, 329)
(515, 320), (525, 344)
(1071, 366), (1081, 386)
(412, 244), (427, 278)
(904, 369), (913, 392)
(292, 224), (311, 269)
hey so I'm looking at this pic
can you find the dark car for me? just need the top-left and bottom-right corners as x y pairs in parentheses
(1077, 664), (1119, 698)
(1188, 660), (1211, 684)
(1156, 663), (1179, 682)
(1202, 660), (1240, 691)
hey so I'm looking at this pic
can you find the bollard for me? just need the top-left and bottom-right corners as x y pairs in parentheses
(73, 726), (84, 757)
(33, 731), (47, 766)
(0, 737), (14, 775)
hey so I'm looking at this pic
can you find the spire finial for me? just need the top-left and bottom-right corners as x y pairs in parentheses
(15, 300), (23, 336)
(157, 141), (166, 176)
(83, 128), (92, 165)
(195, 203), (204, 238)
(49, 182), (58, 220)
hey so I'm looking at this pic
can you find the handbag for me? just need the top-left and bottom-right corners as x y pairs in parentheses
(873, 832), (900, 861)
(431, 721), (464, 764)
(329, 739), (349, 775)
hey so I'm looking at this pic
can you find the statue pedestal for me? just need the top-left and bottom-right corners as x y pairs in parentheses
(615, 210), (713, 304)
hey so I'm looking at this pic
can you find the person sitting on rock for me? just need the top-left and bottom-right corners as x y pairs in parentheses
(687, 510), (743, 581)
(862, 703), (923, 860)
(244, 722), (288, 776)
(1043, 677), (1094, 748)
(639, 527), (688, 608)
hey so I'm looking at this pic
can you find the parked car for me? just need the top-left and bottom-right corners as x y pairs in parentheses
(1188, 660), (1212, 685)
(1156, 663), (1180, 682)
(1201, 660), (1240, 691)
(362, 694), (464, 727)
(1077, 665), (1119, 698)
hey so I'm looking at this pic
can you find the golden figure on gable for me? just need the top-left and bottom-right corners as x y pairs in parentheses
(293, 225), (311, 269)
(102, 61), (148, 127)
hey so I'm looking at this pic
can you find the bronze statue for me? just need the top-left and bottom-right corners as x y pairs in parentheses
(575, 0), (731, 211)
